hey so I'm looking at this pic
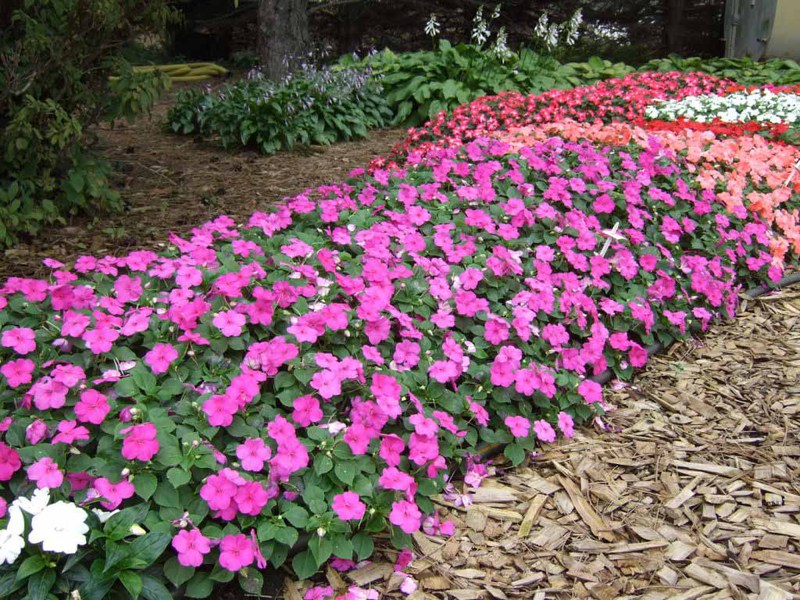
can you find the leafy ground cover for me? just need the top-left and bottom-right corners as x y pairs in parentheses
(0, 70), (799, 600)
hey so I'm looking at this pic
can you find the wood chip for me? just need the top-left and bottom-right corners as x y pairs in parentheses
(558, 476), (615, 542)
(517, 495), (547, 538)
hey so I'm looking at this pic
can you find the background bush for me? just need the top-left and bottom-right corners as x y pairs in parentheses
(166, 62), (393, 154)
(0, 0), (176, 248)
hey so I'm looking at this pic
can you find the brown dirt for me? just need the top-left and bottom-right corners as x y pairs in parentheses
(295, 288), (800, 600)
(0, 85), (405, 280)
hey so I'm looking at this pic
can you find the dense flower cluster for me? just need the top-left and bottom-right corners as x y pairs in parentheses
(0, 70), (798, 599)
(644, 89), (800, 124)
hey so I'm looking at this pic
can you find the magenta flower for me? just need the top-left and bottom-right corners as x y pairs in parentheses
(74, 389), (111, 425)
(0, 442), (21, 481)
(236, 438), (271, 472)
(504, 415), (530, 438)
(171, 529), (211, 567)
(213, 310), (246, 337)
(93, 477), (135, 510)
(120, 422), (160, 461)
(1, 327), (36, 354)
(291, 395), (323, 427)
(200, 472), (238, 511)
(332, 491), (366, 521)
(557, 412), (575, 438)
(389, 500), (422, 534)
(234, 481), (268, 516)
(533, 420), (556, 443)
(51, 420), (90, 445)
(577, 380), (603, 404)
(27, 457), (64, 489)
(144, 343), (178, 375)
(0, 358), (35, 387)
(218, 533), (255, 572)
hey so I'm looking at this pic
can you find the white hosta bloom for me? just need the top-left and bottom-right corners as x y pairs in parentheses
(646, 90), (800, 124)
(28, 501), (89, 554)
(424, 13), (440, 38)
(0, 505), (25, 565)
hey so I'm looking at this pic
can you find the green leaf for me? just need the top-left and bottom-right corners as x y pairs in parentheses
(185, 571), (214, 598)
(283, 505), (309, 528)
(131, 364), (157, 394)
(504, 443), (526, 467)
(105, 503), (150, 541)
(166, 467), (191, 489)
(163, 557), (195, 587)
(238, 568), (264, 595)
(119, 570), (143, 599)
(140, 574), (174, 600)
(127, 532), (171, 568)
(313, 453), (333, 475)
(309, 535), (333, 567)
(134, 473), (158, 500)
(332, 535), (354, 560)
(15, 555), (46, 581)
(334, 461), (356, 486)
(153, 481), (181, 508)
(351, 532), (374, 560)
(26, 569), (56, 600)
(291, 550), (317, 580)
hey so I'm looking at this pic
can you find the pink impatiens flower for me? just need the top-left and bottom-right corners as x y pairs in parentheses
(120, 422), (160, 461)
(213, 310), (247, 337)
(0, 358), (35, 388)
(332, 491), (366, 521)
(533, 420), (556, 443)
(27, 457), (63, 489)
(292, 395), (323, 427)
(144, 343), (178, 375)
(389, 500), (422, 534)
(504, 415), (530, 438)
(557, 412), (575, 438)
(218, 533), (255, 571)
(1, 327), (36, 354)
(92, 477), (135, 510)
(236, 438), (271, 472)
(577, 380), (603, 404)
(0, 442), (21, 481)
(171, 529), (211, 567)
(74, 389), (111, 425)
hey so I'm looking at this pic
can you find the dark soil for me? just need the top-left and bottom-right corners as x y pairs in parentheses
(0, 84), (405, 280)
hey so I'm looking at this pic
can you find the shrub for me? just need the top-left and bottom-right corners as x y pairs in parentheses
(166, 63), (392, 155)
(641, 55), (800, 86)
(0, 0), (174, 248)
(1, 71), (799, 599)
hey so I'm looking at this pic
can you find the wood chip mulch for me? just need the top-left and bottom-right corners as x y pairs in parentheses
(298, 287), (800, 600)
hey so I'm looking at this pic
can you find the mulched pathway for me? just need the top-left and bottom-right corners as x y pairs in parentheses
(0, 86), (405, 279)
(302, 288), (800, 600)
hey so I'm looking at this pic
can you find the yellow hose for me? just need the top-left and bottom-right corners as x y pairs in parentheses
(110, 62), (228, 82)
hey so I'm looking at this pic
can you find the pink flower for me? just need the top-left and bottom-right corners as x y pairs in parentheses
(83, 327), (119, 354)
(0, 358), (35, 387)
(577, 380), (602, 404)
(27, 457), (64, 489)
(93, 477), (135, 510)
(213, 311), (247, 337)
(629, 343), (649, 368)
(292, 395), (323, 427)
(236, 438), (271, 472)
(378, 467), (415, 491)
(304, 586), (334, 600)
(74, 389), (111, 424)
(172, 529), (211, 567)
(26, 419), (48, 445)
(1, 327), (36, 354)
(29, 377), (68, 410)
(0, 442), (21, 481)
(200, 472), (238, 511)
(234, 481), (268, 516)
(51, 420), (90, 445)
(389, 500), (422, 534)
(557, 412), (575, 438)
(504, 415), (530, 438)
(332, 491), (366, 521)
(121, 422), (160, 461)
(533, 420), (556, 443)
(144, 343), (178, 375)
(218, 534), (255, 571)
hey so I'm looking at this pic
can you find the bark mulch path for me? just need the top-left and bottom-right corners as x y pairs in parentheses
(0, 87), (406, 279)
(296, 289), (800, 600)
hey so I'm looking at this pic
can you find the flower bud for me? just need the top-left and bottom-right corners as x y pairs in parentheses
(316, 527), (326, 537)
(129, 524), (146, 536)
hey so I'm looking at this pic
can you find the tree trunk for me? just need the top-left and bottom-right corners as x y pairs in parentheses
(665, 0), (687, 54)
(258, 0), (310, 81)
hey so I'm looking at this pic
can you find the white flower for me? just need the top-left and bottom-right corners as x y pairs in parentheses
(28, 501), (89, 554)
(424, 13), (440, 38)
(0, 505), (25, 565)
(12, 488), (50, 516)
(91, 508), (119, 524)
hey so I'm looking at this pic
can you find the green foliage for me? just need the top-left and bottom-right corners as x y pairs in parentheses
(166, 63), (392, 154)
(363, 42), (635, 127)
(641, 55), (800, 85)
(0, 0), (174, 249)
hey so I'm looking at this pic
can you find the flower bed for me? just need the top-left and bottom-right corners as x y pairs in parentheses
(644, 89), (800, 124)
(1, 72), (799, 600)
